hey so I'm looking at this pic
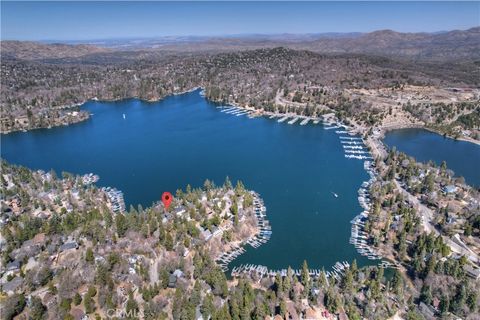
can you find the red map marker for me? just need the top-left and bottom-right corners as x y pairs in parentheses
(161, 192), (173, 210)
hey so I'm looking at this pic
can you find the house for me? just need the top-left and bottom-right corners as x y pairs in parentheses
(173, 269), (184, 278)
(11, 243), (41, 261)
(46, 243), (58, 255)
(128, 255), (139, 264)
(70, 308), (87, 320)
(168, 274), (177, 288)
(401, 159), (410, 168)
(212, 227), (223, 238)
(1, 276), (24, 295)
(24, 256), (39, 272)
(443, 185), (458, 194)
(195, 306), (204, 320)
(15, 116), (29, 126)
(465, 265), (480, 280)
(6, 260), (21, 273)
(59, 241), (79, 252)
(33, 233), (47, 246)
(201, 228), (212, 241)
(418, 302), (436, 319)
(10, 198), (21, 214)
(304, 308), (316, 320)
(175, 207), (186, 217)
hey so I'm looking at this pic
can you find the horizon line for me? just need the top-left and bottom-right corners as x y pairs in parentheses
(1, 26), (477, 43)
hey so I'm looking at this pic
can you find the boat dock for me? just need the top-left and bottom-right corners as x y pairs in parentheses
(235, 110), (251, 116)
(102, 187), (126, 213)
(231, 261), (351, 282)
(215, 191), (271, 271)
(218, 106), (254, 118)
(278, 116), (290, 123)
(288, 117), (300, 125)
(225, 108), (241, 114)
(339, 136), (362, 140)
(341, 140), (362, 145)
(220, 107), (236, 113)
(343, 145), (364, 150)
(345, 154), (373, 160)
(300, 118), (310, 125)
(216, 245), (247, 271)
(324, 125), (340, 130)
(344, 149), (369, 154)
(348, 161), (386, 262)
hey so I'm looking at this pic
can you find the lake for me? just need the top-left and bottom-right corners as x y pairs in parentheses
(1, 89), (371, 270)
(384, 128), (480, 187)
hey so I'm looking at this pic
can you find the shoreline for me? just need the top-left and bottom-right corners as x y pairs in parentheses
(0, 87), (203, 135)
(3, 89), (477, 279)
(3, 87), (479, 148)
(377, 122), (480, 147)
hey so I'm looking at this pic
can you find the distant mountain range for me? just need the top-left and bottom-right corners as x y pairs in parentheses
(294, 27), (480, 60)
(2, 27), (479, 61)
(1, 41), (110, 60)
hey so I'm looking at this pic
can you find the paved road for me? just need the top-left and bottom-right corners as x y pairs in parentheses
(394, 180), (479, 264)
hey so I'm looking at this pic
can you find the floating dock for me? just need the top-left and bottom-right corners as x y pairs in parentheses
(300, 118), (310, 125)
(288, 117), (300, 125)
(324, 125), (340, 130)
(231, 260), (351, 281)
(215, 192), (271, 272)
(339, 136), (362, 140)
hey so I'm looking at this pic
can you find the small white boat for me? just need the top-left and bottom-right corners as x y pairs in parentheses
(332, 192), (338, 198)
(123, 113), (126, 119)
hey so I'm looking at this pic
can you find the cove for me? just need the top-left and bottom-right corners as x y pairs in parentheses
(384, 128), (480, 187)
(1, 89), (370, 270)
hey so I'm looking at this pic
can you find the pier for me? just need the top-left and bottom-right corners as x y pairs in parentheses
(220, 107), (236, 113)
(339, 136), (362, 140)
(225, 108), (241, 114)
(277, 116), (290, 123)
(102, 187), (126, 213)
(345, 154), (373, 160)
(231, 261), (352, 282)
(300, 118), (310, 125)
(343, 145), (365, 150)
(287, 117), (300, 125)
(215, 191), (271, 271)
(324, 125), (340, 130)
(348, 161), (386, 262)
(344, 149), (369, 154)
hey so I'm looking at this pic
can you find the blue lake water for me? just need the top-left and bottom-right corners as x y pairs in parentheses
(384, 128), (480, 187)
(1, 90), (372, 269)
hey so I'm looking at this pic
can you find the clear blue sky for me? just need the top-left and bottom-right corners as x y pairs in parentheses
(1, 1), (479, 41)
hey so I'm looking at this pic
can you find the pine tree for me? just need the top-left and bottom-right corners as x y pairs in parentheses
(439, 295), (449, 315)
(301, 260), (310, 288)
(85, 247), (94, 263)
(274, 274), (283, 295)
(419, 284), (432, 305)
